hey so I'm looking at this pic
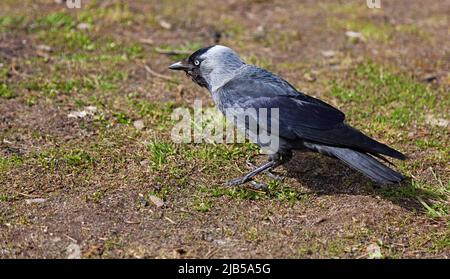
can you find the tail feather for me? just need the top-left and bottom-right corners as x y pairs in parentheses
(297, 124), (406, 160)
(304, 142), (405, 184)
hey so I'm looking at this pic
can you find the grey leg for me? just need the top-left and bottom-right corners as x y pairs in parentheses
(246, 160), (284, 180)
(227, 160), (277, 186)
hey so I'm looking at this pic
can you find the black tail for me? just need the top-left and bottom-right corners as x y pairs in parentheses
(298, 124), (406, 160)
(304, 143), (405, 184)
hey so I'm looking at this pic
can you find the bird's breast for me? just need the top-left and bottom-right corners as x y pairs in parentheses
(211, 90), (226, 113)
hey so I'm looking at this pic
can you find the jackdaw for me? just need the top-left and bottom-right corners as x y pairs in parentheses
(169, 45), (405, 188)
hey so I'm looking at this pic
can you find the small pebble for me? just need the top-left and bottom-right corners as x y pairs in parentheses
(133, 120), (145, 130)
(25, 198), (47, 204)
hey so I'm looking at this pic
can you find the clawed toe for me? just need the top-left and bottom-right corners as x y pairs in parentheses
(266, 172), (284, 180)
(245, 159), (257, 169)
(226, 177), (268, 191)
(246, 160), (283, 181)
(249, 181), (268, 191)
(227, 177), (246, 186)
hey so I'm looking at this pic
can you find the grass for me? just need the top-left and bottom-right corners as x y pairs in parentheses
(124, 43), (144, 59)
(328, 16), (432, 43)
(330, 61), (441, 128)
(147, 140), (175, 171)
(85, 190), (106, 203)
(63, 150), (93, 167)
(154, 42), (203, 60)
(193, 195), (212, 213)
(0, 83), (15, 99)
(113, 112), (132, 125)
(35, 12), (75, 29)
(23, 77), (86, 98)
(0, 15), (26, 31)
(329, 61), (449, 217)
(34, 148), (95, 170)
(326, 10), (394, 42)
(0, 155), (23, 173)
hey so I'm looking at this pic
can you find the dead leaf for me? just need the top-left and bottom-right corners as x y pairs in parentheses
(321, 50), (336, 58)
(367, 243), (382, 259)
(66, 243), (82, 259)
(158, 20), (172, 30)
(345, 31), (365, 42)
(425, 114), (449, 127)
(149, 195), (165, 208)
(77, 23), (91, 30)
(139, 38), (154, 45)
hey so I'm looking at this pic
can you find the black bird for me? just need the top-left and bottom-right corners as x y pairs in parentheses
(169, 45), (406, 189)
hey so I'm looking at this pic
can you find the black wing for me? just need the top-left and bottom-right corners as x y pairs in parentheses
(219, 72), (345, 135)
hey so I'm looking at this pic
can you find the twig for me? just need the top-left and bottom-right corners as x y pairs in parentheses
(144, 64), (177, 83)
(205, 247), (220, 259)
(164, 216), (176, 224)
(64, 234), (78, 243)
(154, 48), (191, 55)
(356, 253), (368, 259)
(10, 58), (30, 77)
(124, 220), (141, 224)
(17, 191), (38, 198)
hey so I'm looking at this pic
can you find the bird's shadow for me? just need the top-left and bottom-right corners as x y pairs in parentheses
(277, 151), (437, 214)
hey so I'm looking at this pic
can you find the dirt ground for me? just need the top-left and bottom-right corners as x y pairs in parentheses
(0, 0), (449, 258)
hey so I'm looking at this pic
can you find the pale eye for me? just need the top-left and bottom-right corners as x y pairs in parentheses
(194, 60), (200, 66)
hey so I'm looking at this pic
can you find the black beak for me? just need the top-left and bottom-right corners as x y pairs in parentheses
(168, 60), (192, 71)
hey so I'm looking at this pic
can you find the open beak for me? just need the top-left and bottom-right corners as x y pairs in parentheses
(168, 60), (192, 71)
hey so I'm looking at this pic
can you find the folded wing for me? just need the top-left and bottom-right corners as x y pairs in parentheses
(220, 73), (405, 160)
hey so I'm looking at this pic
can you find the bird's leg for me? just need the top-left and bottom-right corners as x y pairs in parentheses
(228, 151), (292, 189)
(227, 160), (277, 187)
(245, 160), (284, 180)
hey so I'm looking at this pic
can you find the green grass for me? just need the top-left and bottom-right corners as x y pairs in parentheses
(329, 18), (393, 42)
(0, 15), (26, 32)
(194, 196), (212, 212)
(21, 69), (127, 102)
(153, 42), (203, 60)
(329, 14), (431, 43)
(127, 99), (176, 129)
(149, 186), (171, 201)
(22, 77), (86, 98)
(0, 83), (15, 99)
(330, 61), (443, 128)
(113, 112), (132, 125)
(245, 227), (259, 242)
(124, 43), (144, 59)
(0, 194), (12, 202)
(330, 61), (449, 216)
(147, 140), (175, 171)
(0, 155), (23, 173)
(34, 148), (96, 171)
(63, 150), (93, 167)
(35, 12), (75, 29)
(85, 190), (106, 203)
(428, 230), (450, 252)
(30, 12), (96, 51)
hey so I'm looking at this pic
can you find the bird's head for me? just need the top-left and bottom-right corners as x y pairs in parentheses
(169, 45), (244, 90)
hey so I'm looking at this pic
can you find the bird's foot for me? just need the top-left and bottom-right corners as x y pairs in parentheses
(249, 181), (268, 191)
(245, 160), (284, 180)
(226, 177), (268, 191)
(227, 176), (249, 187)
